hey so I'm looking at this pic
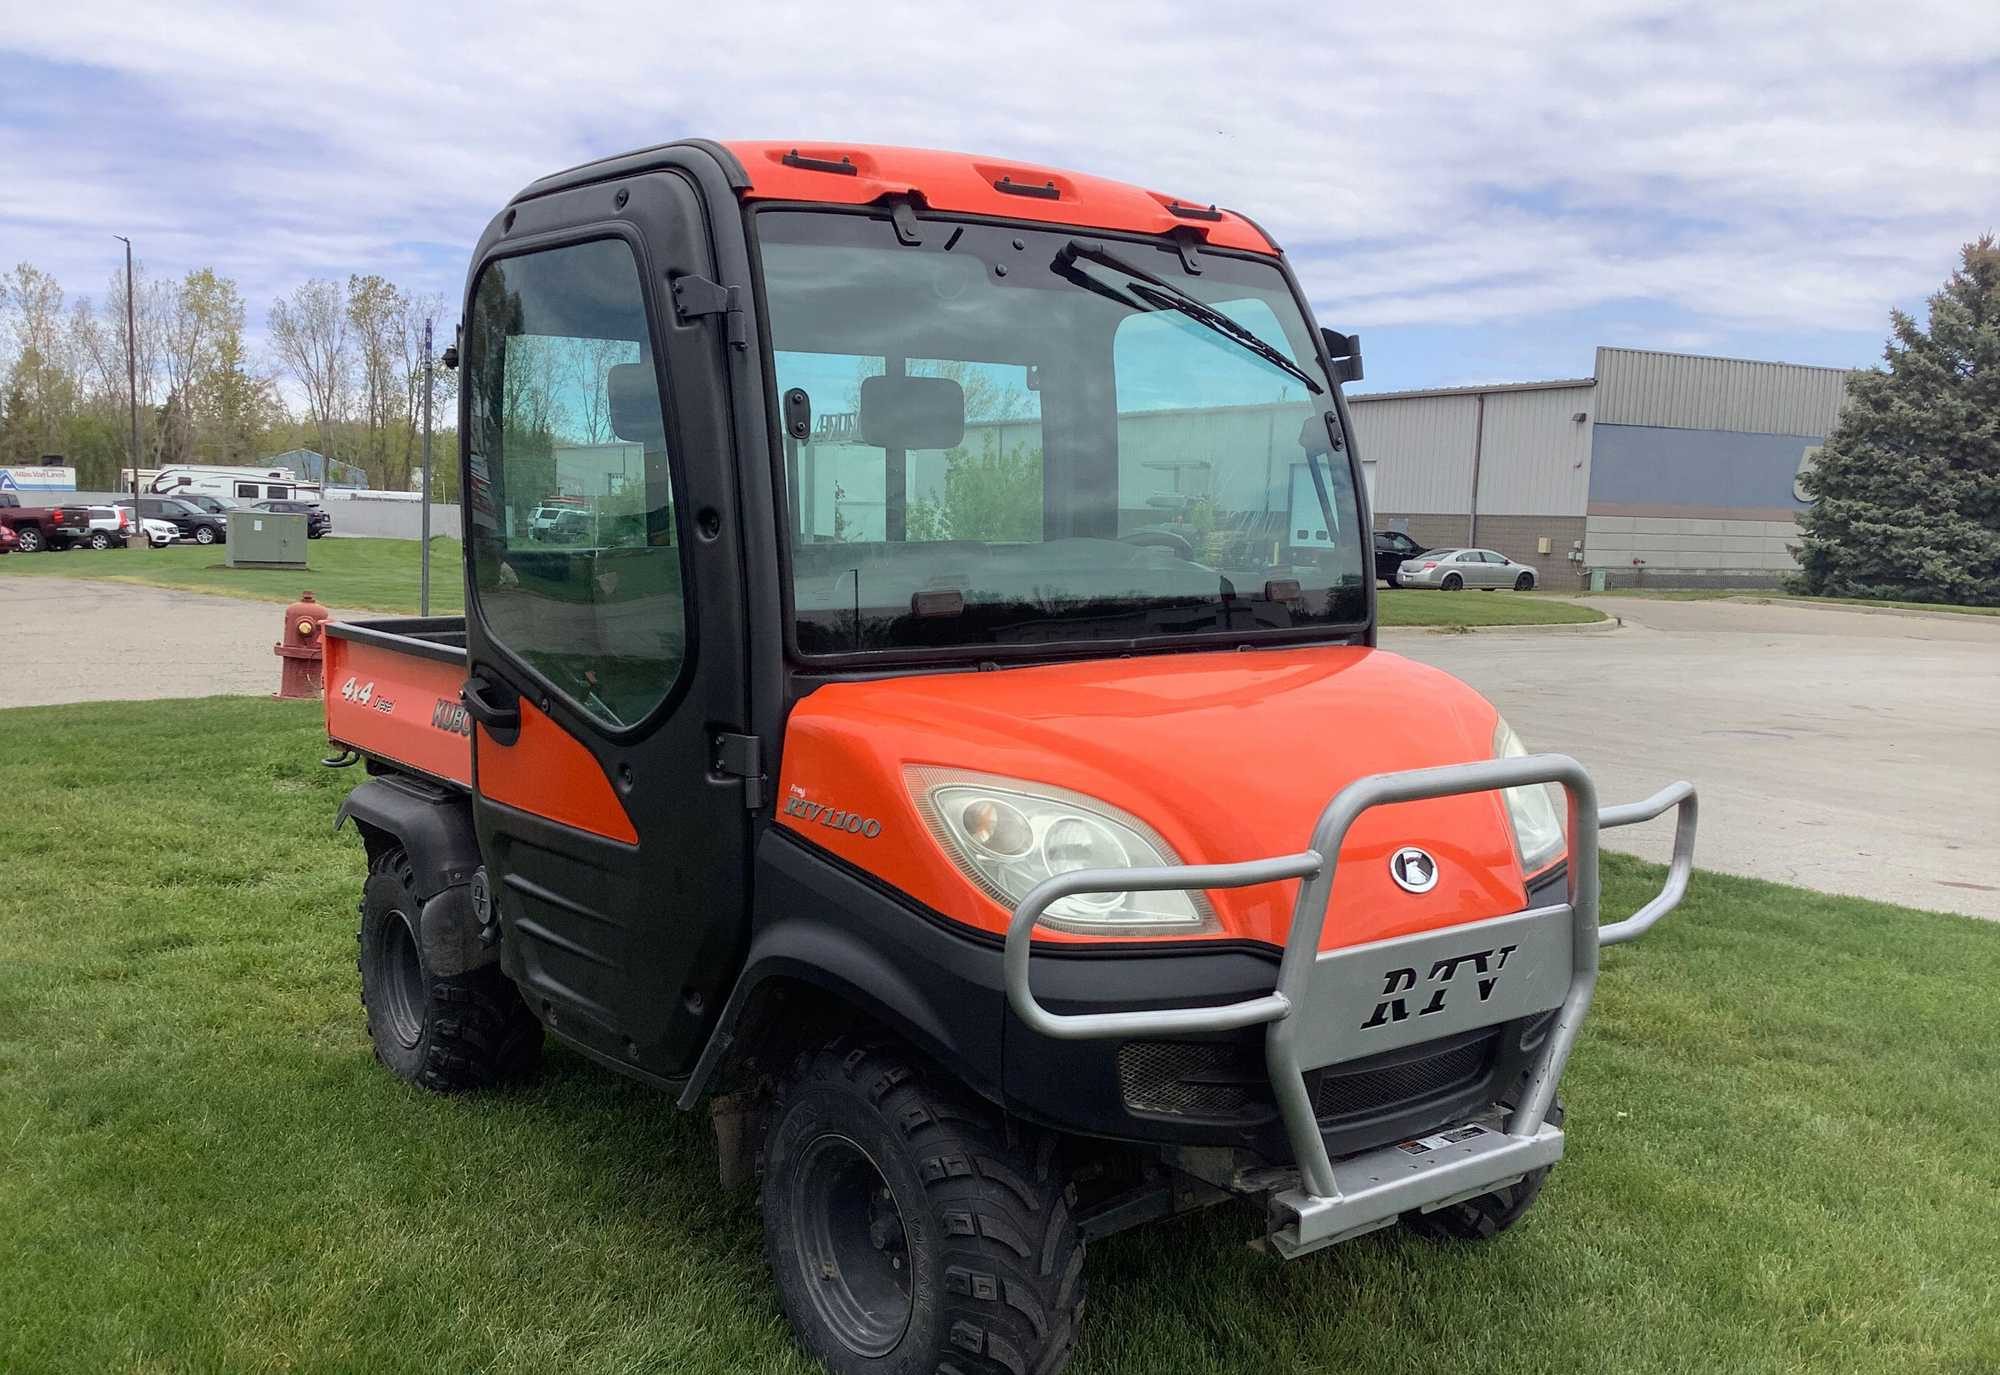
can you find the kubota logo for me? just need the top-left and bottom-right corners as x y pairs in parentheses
(1361, 943), (1518, 1029)
(432, 697), (473, 736)
(1388, 846), (1438, 894)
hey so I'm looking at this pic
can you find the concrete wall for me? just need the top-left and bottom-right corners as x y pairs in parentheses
(322, 493), (464, 541)
(1584, 513), (1799, 587)
(1374, 510), (1586, 585)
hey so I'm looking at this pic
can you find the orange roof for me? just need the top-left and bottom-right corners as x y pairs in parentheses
(721, 141), (1278, 255)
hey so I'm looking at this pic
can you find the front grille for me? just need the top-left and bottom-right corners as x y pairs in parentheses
(1116, 1041), (1262, 1118)
(1312, 1032), (1497, 1122)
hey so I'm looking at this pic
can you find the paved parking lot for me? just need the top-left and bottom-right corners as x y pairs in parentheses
(0, 578), (335, 708)
(1388, 597), (2000, 919)
(6, 576), (1995, 918)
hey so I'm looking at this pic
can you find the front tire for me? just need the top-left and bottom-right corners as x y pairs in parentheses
(1405, 1100), (1562, 1242)
(194, 525), (216, 545)
(357, 847), (541, 1092)
(16, 527), (43, 553)
(763, 1040), (1086, 1375)
(1515, 572), (1535, 590)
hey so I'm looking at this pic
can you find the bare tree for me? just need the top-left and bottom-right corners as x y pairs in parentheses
(269, 279), (351, 470)
(346, 274), (405, 486)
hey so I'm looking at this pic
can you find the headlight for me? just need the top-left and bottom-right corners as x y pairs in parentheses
(1493, 717), (1566, 874)
(905, 766), (1218, 935)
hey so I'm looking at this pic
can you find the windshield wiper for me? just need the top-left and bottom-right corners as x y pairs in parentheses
(1054, 239), (1324, 395)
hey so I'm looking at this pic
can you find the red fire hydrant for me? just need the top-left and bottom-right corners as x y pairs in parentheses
(275, 592), (332, 699)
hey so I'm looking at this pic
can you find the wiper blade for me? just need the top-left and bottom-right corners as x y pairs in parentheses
(1054, 239), (1323, 395)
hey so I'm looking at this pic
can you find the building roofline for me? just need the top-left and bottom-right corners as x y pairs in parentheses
(1593, 344), (1857, 376)
(1348, 377), (1597, 404)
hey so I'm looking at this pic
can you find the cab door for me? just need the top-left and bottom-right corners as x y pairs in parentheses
(458, 177), (751, 1081)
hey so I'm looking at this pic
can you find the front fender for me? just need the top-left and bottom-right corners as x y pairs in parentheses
(678, 828), (1005, 1109)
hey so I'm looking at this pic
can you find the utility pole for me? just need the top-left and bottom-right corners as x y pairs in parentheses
(419, 317), (433, 615)
(114, 236), (140, 539)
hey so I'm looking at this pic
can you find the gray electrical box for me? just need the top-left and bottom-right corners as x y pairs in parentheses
(226, 511), (309, 567)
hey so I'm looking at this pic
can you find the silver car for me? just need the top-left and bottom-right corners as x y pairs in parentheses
(1397, 547), (1539, 591)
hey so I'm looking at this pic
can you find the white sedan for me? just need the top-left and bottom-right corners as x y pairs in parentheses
(1397, 547), (1539, 591)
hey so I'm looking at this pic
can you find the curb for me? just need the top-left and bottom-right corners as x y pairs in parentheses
(1721, 595), (1993, 626)
(1381, 613), (1620, 637)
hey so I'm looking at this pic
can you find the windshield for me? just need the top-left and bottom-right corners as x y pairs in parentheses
(759, 210), (1367, 656)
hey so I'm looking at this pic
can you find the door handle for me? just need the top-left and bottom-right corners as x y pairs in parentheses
(461, 674), (521, 739)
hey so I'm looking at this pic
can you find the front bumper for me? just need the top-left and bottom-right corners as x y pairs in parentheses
(1004, 754), (1698, 1258)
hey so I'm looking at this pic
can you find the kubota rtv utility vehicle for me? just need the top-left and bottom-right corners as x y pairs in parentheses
(321, 139), (1699, 1375)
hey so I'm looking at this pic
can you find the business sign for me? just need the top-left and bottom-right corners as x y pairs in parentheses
(0, 466), (77, 493)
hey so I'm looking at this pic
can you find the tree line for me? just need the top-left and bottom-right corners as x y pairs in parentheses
(0, 262), (458, 496)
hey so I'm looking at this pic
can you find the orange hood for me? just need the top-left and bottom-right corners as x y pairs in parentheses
(774, 646), (1534, 952)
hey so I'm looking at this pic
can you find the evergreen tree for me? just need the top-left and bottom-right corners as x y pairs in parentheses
(1796, 236), (2000, 604)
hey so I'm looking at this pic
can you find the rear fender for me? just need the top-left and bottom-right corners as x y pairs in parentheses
(335, 774), (479, 900)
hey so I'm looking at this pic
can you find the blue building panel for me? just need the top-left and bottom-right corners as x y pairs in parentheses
(1588, 423), (1819, 515)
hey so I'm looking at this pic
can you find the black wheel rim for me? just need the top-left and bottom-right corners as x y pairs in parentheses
(378, 909), (426, 1049)
(792, 1132), (913, 1358)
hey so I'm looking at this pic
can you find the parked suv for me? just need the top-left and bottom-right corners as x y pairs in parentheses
(133, 496), (228, 546)
(1373, 529), (1428, 585)
(251, 498), (332, 538)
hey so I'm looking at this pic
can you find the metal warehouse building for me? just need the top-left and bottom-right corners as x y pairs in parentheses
(1352, 346), (1852, 587)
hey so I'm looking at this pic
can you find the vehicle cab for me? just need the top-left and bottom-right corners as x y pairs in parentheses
(328, 139), (1697, 1375)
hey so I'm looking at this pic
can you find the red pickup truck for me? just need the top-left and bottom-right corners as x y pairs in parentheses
(0, 491), (90, 552)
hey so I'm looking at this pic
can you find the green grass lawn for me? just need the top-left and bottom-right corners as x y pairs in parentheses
(5, 697), (1996, 1372)
(0, 536), (465, 614)
(0, 541), (1604, 629)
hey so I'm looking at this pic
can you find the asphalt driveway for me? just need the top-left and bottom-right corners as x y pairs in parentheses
(1387, 597), (2000, 920)
(0, 577), (338, 708)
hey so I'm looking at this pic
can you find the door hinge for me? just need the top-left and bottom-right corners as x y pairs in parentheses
(711, 731), (765, 809)
(671, 274), (748, 350)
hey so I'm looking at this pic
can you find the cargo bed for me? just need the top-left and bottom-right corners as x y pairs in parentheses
(324, 617), (473, 788)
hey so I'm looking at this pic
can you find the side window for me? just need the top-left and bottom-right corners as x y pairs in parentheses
(235, 483), (257, 498)
(268, 485), (291, 500)
(465, 238), (685, 729)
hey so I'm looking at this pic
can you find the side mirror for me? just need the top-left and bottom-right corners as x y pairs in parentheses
(1321, 328), (1363, 384)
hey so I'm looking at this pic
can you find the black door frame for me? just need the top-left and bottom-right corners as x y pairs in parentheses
(459, 162), (761, 1082)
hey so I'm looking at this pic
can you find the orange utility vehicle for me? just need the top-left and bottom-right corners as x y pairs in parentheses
(322, 140), (1699, 1374)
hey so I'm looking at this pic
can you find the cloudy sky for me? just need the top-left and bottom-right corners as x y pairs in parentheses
(4, 1), (1996, 393)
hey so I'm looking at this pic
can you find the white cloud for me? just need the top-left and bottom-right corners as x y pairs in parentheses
(4, 0), (1997, 372)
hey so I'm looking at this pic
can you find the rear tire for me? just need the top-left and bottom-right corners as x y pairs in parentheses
(1515, 572), (1534, 590)
(357, 847), (541, 1092)
(763, 1039), (1086, 1375)
(1404, 1100), (1562, 1242)
(87, 531), (112, 550)
(1440, 572), (1462, 591)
